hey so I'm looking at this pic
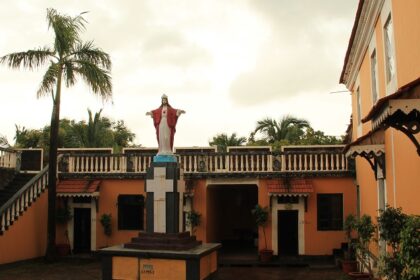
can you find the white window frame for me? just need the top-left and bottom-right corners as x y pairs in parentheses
(370, 50), (378, 104)
(356, 87), (362, 137)
(381, 0), (398, 95)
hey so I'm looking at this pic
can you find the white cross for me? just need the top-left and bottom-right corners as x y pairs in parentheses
(146, 167), (175, 233)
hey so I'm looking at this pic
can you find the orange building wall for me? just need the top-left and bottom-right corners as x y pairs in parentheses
(96, 179), (145, 249)
(392, 0), (420, 87)
(0, 190), (48, 264)
(304, 178), (357, 255)
(355, 158), (378, 219)
(389, 131), (420, 214)
(257, 180), (271, 251)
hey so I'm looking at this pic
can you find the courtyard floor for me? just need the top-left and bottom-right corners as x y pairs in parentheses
(0, 257), (351, 280)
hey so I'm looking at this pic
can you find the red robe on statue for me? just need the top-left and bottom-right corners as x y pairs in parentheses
(151, 105), (179, 150)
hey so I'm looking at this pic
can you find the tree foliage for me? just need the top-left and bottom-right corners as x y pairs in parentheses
(249, 115), (342, 149)
(14, 109), (136, 152)
(400, 215), (420, 280)
(377, 206), (409, 280)
(253, 115), (310, 144)
(209, 133), (246, 152)
(1, 8), (112, 259)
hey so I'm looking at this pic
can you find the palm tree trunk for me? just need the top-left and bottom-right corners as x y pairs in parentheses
(45, 68), (63, 261)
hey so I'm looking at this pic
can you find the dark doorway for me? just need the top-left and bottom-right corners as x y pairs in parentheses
(207, 185), (258, 262)
(73, 208), (91, 253)
(278, 210), (298, 255)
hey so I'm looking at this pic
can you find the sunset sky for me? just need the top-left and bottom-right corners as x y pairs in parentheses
(0, 0), (358, 148)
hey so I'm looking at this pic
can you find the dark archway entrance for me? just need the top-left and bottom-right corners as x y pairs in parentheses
(207, 184), (258, 262)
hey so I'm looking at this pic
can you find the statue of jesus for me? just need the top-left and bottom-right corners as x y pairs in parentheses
(146, 94), (185, 156)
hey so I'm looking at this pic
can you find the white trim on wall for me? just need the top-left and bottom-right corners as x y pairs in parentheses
(381, 0), (398, 95)
(271, 196), (305, 255)
(369, 32), (380, 105)
(342, 0), (385, 89)
(390, 130), (397, 207)
(354, 75), (362, 138)
(67, 199), (97, 251)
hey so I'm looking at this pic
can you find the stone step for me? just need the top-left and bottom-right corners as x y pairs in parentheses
(124, 231), (202, 251)
(124, 240), (202, 251)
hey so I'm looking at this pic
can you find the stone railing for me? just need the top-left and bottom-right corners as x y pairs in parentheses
(58, 148), (349, 175)
(0, 147), (20, 170)
(0, 165), (48, 234)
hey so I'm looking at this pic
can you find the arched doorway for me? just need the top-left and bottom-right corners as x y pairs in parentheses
(206, 184), (258, 262)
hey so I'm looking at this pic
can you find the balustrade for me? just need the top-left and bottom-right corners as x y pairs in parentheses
(58, 147), (348, 175)
(0, 166), (48, 234)
(0, 147), (19, 170)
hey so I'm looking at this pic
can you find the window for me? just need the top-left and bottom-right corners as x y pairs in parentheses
(384, 15), (395, 83)
(317, 194), (343, 231)
(371, 50), (378, 104)
(356, 87), (362, 125)
(118, 195), (144, 230)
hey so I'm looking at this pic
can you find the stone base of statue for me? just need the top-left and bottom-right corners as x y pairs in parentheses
(153, 154), (177, 163)
(99, 160), (221, 280)
(100, 242), (220, 280)
(144, 161), (183, 233)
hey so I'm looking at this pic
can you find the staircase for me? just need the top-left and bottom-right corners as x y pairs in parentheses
(0, 166), (48, 234)
(0, 173), (35, 206)
(0, 168), (16, 189)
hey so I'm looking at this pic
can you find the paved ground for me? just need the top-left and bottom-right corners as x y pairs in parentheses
(0, 258), (350, 280)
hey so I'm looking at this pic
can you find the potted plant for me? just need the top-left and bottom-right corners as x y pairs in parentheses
(377, 206), (407, 280)
(342, 214), (358, 273)
(252, 204), (273, 262)
(348, 215), (376, 279)
(186, 210), (201, 236)
(100, 213), (112, 237)
(56, 205), (72, 224)
(55, 204), (72, 256)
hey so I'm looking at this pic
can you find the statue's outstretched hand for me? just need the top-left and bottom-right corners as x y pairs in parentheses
(146, 112), (152, 116)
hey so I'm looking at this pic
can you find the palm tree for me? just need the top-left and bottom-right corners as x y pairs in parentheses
(254, 115), (310, 144)
(1, 8), (112, 259)
(85, 108), (105, 147)
(209, 133), (247, 152)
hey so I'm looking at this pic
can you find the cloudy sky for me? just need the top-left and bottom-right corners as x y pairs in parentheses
(0, 0), (357, 148)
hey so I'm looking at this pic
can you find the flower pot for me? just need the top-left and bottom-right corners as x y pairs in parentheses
(341, 259), (358, 273)
(260, 249), (273, 262)
(348, 272), (371, 279)
(56, 244), (71, 256)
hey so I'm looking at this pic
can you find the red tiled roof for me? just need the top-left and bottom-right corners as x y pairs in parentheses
(57, 180), (100, 195)
(267, 179), (313, 194)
